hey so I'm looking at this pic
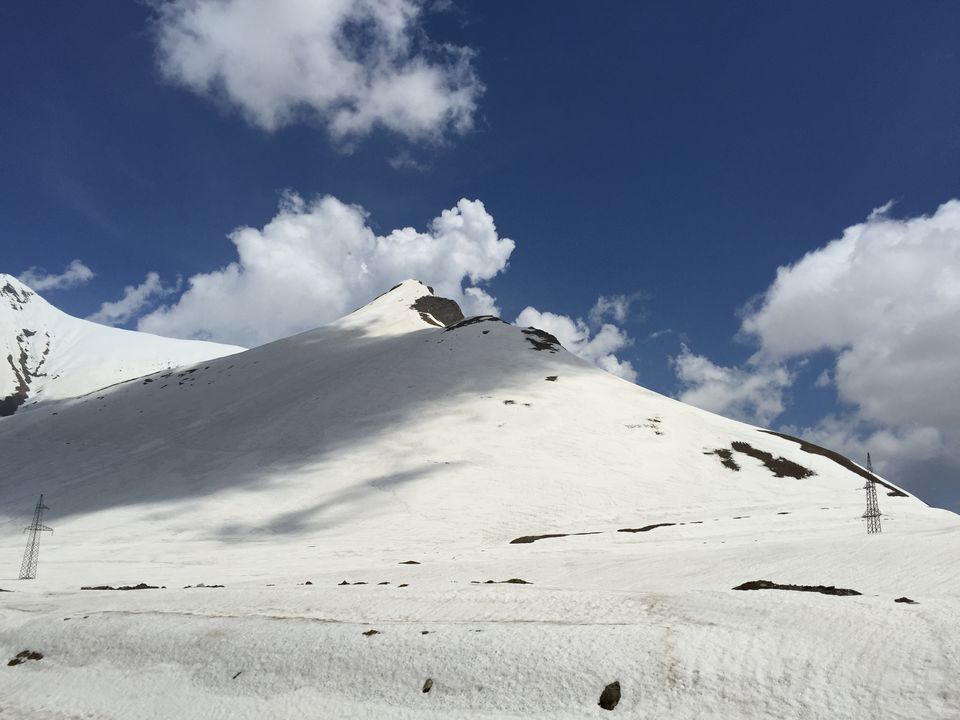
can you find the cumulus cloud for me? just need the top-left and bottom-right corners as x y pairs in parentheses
(674, 200), (960, 503)
(18, 260), (94, 292)
(153, 0), (482, 143)
(137, 194), (513, 346)
(672, 346), (791, 426)
(515, 296), (638, 382)
(87, 273), (177, 327)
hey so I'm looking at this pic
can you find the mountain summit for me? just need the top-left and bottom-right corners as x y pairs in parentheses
(0, 280), (957, 718)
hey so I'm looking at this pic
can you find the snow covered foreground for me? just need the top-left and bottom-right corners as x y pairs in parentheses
(1, 280), (958, 719)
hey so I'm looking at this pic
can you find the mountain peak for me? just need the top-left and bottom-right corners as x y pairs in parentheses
(333, 279), (465, 337)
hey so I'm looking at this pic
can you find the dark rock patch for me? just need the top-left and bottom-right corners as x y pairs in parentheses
(759, 429), (908, 497)
(733, 580), (861, 596)
(422, 678), (433, 693)
(503, 400), (516, 405)
(399, 560), (421, 565)
(510, 531), (601, 544)
(0, 588), (11, 592)
(443, 315), (501, 332)
(377, 581), (390, 585)
(398, 583), (409, 587)
(7, 650), (43, 667)
(894, 596), (918, 604)
(183, 583), (225, 589)
(362, 629), (381, 637)
(705, 448), (741, 471)
(522, 327), (561, 352)
(777, 512), (791, 515)
(411, 296), (464, 327)
(81, 583), (160, 591)
(618, 523), (676, 533)
(338, 580), (350, 586)
(545, 375), (558, 382)
(421, 631), (430, 635)
(472, 578), (532, 585)
(232, 671), (243, 680)
(731, 441), (815, 479)
(598, 681), (621, 711)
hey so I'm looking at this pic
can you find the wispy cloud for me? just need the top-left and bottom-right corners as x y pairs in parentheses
(18, 260), (94, 292)
(87, 272), (178, 327)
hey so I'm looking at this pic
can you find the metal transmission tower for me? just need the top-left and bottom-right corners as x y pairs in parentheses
(862, 453), (882, 535)
(19, 494), (53, 580)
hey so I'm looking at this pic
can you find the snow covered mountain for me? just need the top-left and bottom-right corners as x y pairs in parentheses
(0, 274), (242, 416)
(1, 280), (957, 719)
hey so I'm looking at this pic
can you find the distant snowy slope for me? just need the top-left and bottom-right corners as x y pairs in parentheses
(0, 274), (243, 416)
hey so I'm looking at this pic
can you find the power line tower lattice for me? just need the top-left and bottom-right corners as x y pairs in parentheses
(863, 454), (882, 535)
(19, 494), (53, 580)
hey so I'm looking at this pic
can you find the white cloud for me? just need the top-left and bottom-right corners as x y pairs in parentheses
(672, 345), (791, 426)
(515, 300), (638, 382)
(741, 199), (960, 451)
(153, 0), (482, 143)
(137, 194), (513, 346)
(674, 200), (960, 503)
(87, 273), (176, 327)
(18, 260), (94, 292)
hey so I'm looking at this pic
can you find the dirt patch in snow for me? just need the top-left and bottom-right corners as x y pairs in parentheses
(471, 578), (533, 585)
(510, 531), (602, 544)
(362, 629), (381, 637)
(759, 429), (908, 497)
(705, 448), (741, 471)
(733, 580), (861, 596)
(81, 583), (161, 591)
(618, 523), (676, 533)
(7, 650), (43, 666)
(731, 441), (815, 479)
(522, 327), (561, 352)
(443, 315), (502, 332)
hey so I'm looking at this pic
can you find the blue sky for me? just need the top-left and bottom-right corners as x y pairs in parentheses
(2, 1), (959, 508)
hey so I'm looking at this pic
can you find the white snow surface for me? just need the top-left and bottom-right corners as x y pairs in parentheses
(0, 279), (958, 719)
(0, 273), (242, 415)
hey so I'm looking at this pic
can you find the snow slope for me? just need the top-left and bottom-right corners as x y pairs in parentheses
(0, 280), (958, 719)
(0, 273), (243, 416)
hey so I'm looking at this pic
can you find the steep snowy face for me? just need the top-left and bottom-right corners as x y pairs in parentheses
(0, 273), (243, 416)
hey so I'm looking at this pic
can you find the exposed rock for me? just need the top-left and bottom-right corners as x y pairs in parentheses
(733, 580), (861, 596)
(731, 441), (815, 479)
(510, 531), (601, 544)
(598, 681), (621, 710)
(411, 296), (464, 327)
(760, 429), (908, 497)
(618, 523), (676, 533)
(422, 678), (433, 693)
(7, 650), (43, 667)
(362, 629), (381, 637)
(81, 583), (160, 591)
(894, 596), (918, 604)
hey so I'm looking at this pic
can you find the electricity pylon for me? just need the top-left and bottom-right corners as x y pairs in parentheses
(863, 453), (882, 535)
(19, 494), (52, 580)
